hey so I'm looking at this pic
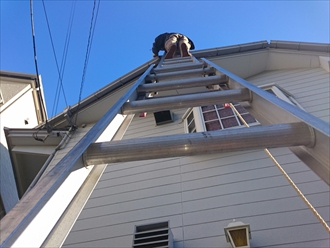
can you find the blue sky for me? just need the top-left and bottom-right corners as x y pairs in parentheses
(1, 0), (329, 118)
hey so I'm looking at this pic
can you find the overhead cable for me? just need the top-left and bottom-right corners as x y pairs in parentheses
(74, 0), (101, 125)
(51, 0), (76, 116)
(29, 0), (49, 131)
(41, 0), (69, 117)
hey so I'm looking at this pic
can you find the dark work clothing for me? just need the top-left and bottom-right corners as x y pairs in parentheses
(152, 32), (195, 56)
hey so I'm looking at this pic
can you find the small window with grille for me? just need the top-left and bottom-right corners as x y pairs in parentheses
(132, 221), (173, 248)
(262, 84), (304, 109)
(184, 83), (259, 133)
(185, 103), (259, 133)
(186, 109), (197, 133)
(201, 103), (259, 131)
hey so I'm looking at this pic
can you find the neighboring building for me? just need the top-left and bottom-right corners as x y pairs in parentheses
(0, 40), (329, 247)
(0, 71), (47, 219)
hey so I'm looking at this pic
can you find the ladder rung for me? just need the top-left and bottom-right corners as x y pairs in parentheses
(163, 56), (193, 63)
(85, 122), (314, 165)
(138, 75), (228, 92)
(153, 62), (204, 74)
(162, 59), (193, 65)
(146, 67), (215, 82)
(122, 88), (250, 114)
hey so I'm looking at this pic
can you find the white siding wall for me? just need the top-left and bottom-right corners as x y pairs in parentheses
(0, 86), (39, 213)
(62, 68), (330, 247)
(247, 67), (330, 122)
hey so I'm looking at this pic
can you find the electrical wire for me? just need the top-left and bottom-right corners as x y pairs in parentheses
(74, 0), (101, 125)
(51, 0), (76, 117)
(30, 0), (40, 85)
(41, 0), (69, 117)
(30, 0), (50, 134)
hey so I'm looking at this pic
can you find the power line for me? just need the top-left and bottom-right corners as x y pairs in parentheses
(74, 0), (101, 124)
(50, 0), (77, 117)
(41, 0), (69, 117)
(29, 0), (49, 126)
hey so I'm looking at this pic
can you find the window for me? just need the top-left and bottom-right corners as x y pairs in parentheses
(184, 85), (302, 133)
(184, 83), (260, 133)
(186, 109), (196, 133)
(262, 84), (305, 110)
(133, 221), (173, 248)
(201, 103), (259, 131)
(184, 103), (259, 133)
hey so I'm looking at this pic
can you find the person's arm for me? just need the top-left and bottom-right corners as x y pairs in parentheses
(152, 42), (159, 57)
(152, 33), (167, 57)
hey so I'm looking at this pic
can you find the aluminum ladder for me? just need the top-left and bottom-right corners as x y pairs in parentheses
(87, 54), (330, 185)
(2, 54), (329, 247)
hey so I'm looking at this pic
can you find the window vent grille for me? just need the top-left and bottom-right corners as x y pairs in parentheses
(133, 221), (173, 248)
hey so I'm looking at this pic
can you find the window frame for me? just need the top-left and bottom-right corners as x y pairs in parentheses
(184, 84), (302, 133)
(261, 84), (305, 110)
(184, 103), (260, 133)
(184, 108), (205, 133)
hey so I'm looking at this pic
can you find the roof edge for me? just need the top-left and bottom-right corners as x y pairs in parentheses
(41, 57), (158, 128)
(39, 39), (330, 128)
(0, 70), (39, 81)
(192, 40), (269, 58)
(269, 40), (330, 53)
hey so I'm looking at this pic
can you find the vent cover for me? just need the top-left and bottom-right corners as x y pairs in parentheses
(133, 221), (173, 248)
(154, 110), (173, 126)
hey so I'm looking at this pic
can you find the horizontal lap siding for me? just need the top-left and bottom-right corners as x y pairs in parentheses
(63, 68), (329, 247)
(63, 110), (186, 247)
(247, 67), (330, 226)
(123, 109), (186, 139)
(248, 67), (330, 121)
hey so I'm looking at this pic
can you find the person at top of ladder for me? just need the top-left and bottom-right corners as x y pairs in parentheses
(152, 32), (195, 59)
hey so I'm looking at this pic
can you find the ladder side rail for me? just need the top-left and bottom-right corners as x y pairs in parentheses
(202, 58), (330, 185)
(155, 55), (165, 69)
(0, 64), (156, 246)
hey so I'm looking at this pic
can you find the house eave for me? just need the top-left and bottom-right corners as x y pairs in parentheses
(38, 40), (330, 130)
(269, 40), (330, 53)
(0, 70), (48, 124)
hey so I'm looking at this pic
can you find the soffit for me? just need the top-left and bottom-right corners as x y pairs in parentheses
(0, 76), (33, 104)
(266, 49), (327, 71)
(35, 40), (330, 129)
(14, 153), (49, 198)
(5, 129), (63, 148)
(4, 128), (62, 198)
(207, 50), (269, 79)
(43, 41), (270, 129)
